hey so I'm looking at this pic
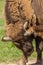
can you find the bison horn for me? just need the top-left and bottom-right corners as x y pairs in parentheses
(2, 36), (12, 41)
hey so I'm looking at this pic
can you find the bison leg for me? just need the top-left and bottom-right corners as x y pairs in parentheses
(35, 36), (42, 65)
(20, 37), (34, 65)
(18, 53), (28, 65)
(36, 50), (42, 65)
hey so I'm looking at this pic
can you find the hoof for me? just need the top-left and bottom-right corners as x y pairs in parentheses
(34, 61), (42, 65)
(29, 62), (42, 65)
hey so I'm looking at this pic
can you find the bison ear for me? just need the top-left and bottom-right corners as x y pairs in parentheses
(2, 36), (12, 41)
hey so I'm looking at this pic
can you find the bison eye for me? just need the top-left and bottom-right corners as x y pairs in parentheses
(30, 23), (33, 26)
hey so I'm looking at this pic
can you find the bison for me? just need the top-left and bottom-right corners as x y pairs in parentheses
(2, 0), (43, 65)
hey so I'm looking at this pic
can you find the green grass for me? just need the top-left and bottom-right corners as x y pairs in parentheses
(0, 18), (5, 26)
(0, 41), (23, 62)
(0, 0), (5, 15)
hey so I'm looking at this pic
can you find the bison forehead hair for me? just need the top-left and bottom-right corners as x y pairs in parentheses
(5, 0), (34, 41)
(5, 0), (34, 24)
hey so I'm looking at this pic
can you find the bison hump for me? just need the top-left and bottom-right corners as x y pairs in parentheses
(5, 0), (34, 24)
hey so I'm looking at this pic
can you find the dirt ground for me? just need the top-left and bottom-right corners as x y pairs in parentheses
(0, 59), (43, 65)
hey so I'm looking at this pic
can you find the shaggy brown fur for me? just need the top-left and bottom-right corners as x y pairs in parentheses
(32, 0), (43, 38)
(4, 0), (35, 65)
(3, 0), (43, 65)
(24, 0), (43, 64)
(5, 0), (35, 38)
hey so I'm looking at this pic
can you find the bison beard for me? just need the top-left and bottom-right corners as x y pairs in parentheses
(2, 0), (43, 65)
